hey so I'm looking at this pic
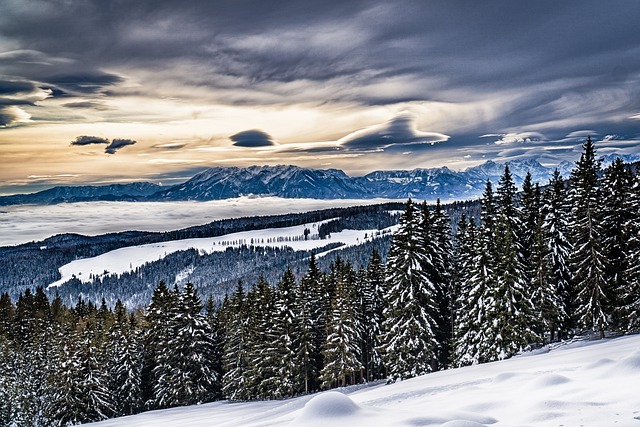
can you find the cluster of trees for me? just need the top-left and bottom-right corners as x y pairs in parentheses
(451, 138), (640, 365)
(0, 251), (387, 425)
(0, 284), (221, 426)
(2, 138), (639, 426)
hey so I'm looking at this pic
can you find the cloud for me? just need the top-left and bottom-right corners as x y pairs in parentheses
(48, 71), (123, 95)
(0, 106), (30, 127)
(62, 101), (111, 110)
(0, 79), (52, 126)
(339, 114), (449, 150)
(0, 80), (39, 96)
(70, 136), (136, 154)
(71, 135), (110, 146)
(487, 132), (547, 145)
(105, 138), (137, 154)
(230, 129), (278, 147)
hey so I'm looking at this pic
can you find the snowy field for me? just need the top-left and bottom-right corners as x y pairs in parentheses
(48, 220), (395, 288)
(85, 333), (640, 427)
(0, 197), (399, 246)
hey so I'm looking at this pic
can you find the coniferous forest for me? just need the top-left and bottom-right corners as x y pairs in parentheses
(2, 138), (640, 426)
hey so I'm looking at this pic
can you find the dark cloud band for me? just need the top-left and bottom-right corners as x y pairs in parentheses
(230, 129), (278, 147)
(71, 135), (136, 154)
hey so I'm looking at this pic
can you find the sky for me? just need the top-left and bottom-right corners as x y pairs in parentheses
(1, 0), (640, 195)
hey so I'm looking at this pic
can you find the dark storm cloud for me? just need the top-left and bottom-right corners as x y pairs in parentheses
(230, 129), (278, 147)
(340, 115), (448, 149)
(0, 80), (39, 95)
(71, 135), (110, 146)
(70, 135), (136, 154)
(47, 72), (123, 95)
(105, 139), (136, 154)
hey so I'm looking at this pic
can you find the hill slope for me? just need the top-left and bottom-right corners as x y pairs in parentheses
(85, 334), (640, 426)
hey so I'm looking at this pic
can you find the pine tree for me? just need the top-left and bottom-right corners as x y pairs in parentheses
(569, 137), (609, 338)
(246, 276), (280, 399)
(141, 281), (173, 407)
(270, 267), (299, 397)
(320, 261), (362, 389)
(153, 283), (219, 407)
(485, 166), (538, 359)
(522, 179), (563, 342)
(360, 250), (386, 381)
(294, 271), (319, 394)
(380, 200), (438, 381)
(452, 216), (484, 366)
(304, 253), (330, 389)
(106, 305), (143, 416)
(221, 282), (251, 400)
(430, 199), (454, 369)
(542, 170), (573, 338)
(600, 157), (634, 329)
(48, 329), (114, 424)
(623, 168), (640, 331)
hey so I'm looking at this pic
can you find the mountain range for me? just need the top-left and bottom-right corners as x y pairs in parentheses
(2, 154), (638, 206)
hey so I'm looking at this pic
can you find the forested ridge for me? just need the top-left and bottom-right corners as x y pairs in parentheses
(0, 203), (404, 300)
(1, 138), (640, 426)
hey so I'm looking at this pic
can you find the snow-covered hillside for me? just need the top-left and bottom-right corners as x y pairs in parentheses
(85, 334), (640, 426)
(48, 220), (395, 288)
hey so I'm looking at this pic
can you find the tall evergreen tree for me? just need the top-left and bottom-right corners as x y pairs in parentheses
(600, 157), (634, 329)
(542, 170), (573, 338)
(380, 200), (438, 381)
(320, 261), (362, 389)
(569, 137), (609, 338)
(485, 166), (538, 359)
(105, 300), (143, 416)
(271, 267), (298, 397)
(246, 276), (280, 399)
(360, 250), (386, 381)
(153, 283), (219, 407)
(623, 168), (640, 331)
(221, 282), (251, 400)
(294, 270), (319, 395)
(430, 199), (454, 369)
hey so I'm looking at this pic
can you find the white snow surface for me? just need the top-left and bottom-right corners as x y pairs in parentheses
(84, 334), (640, 426)
(48, 220), (394, 288)
(0, 197), (400, 246)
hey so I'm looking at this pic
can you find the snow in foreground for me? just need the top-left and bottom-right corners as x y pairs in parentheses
(85, 334), (640, 426)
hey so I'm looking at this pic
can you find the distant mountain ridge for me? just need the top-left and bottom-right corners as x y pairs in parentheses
(2, 154), (639, 206)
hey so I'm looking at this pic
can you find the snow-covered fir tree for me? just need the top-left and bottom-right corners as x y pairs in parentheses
(542, 170), (573, 338)
(429, 200), (454, 370)
(360, 250), (386, 381)
(600, 157), (634, 328)
(246, 276), (281, 399)
(153, 283), (219, 407)
(221, 282), (252, 400)
(270, 267), (298, 397)
(454, 185), (496, 365)
(320, 260), (362, 389)
(569, 136), (610, 338)
(294, 270), (319, 394)
(623, 168), (640, 331)
(380, 200), (438, 381)
(106, 303), (143, 417)
(524, 180), (563, 342)
(485, 166), (539, 359)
